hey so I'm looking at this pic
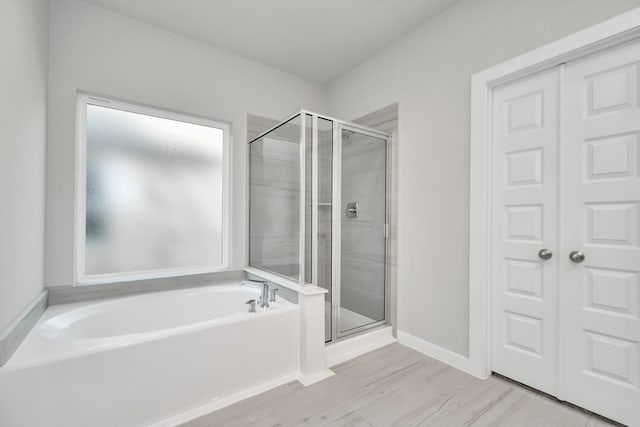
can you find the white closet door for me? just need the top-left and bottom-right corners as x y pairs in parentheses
(563, 40), (640, 426)
(491, 68), (560, 395)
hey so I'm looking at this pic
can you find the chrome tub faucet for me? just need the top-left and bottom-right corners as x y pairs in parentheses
(243, 279), (270, 308)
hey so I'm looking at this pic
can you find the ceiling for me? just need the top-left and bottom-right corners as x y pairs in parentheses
(82, 0), (460, 83)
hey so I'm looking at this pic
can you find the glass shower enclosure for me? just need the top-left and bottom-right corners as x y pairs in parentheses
(249, 111), (389, 342)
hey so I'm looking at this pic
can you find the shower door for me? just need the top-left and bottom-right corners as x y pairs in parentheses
(333, 125), (388, 339)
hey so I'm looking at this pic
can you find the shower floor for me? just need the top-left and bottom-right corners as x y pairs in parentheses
(324, 301), (376, 341)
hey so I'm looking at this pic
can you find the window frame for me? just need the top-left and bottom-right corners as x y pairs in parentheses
(74, 93), (232, 285)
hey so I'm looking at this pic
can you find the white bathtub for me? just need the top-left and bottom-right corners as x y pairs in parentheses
(0, 283), (300, 427)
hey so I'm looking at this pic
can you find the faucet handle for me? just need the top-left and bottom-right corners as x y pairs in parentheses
(245, 299), (256, 313)
(269, 288), (279, 303)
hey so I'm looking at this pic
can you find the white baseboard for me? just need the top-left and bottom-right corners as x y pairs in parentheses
(326, 326), (396, 367)
(297, 369), (335, 386)
(397, 331), (487, 379)
(158, 330), (477, 426)
(150, 372), (299, 427)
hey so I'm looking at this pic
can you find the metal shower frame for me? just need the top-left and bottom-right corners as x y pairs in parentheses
(248, 109), (391, 341)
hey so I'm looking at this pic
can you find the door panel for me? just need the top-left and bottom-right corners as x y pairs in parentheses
(563, 40), (640, 426)
(491, 68), (559, 395)
(338, 127), (387, 336)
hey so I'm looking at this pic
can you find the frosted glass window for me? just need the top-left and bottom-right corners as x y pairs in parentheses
(80, 99), (228, 280)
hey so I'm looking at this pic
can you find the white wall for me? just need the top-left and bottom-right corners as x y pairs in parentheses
(328, 0), (640, 356)
(0, 0), (48, 332)
(46, 0), (327, 286)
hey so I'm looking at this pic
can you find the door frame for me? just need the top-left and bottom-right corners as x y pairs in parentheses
(469, 7), (640, 379)
(332, 123), (391, 340)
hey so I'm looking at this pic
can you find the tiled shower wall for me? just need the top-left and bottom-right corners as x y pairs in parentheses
(339, 131), (387, 323)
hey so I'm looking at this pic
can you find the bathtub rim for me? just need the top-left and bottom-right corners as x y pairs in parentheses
(1, 284), (298, 372)
(42, 283), (267, 339)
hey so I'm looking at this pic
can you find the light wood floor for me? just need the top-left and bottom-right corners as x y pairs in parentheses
(182, 343), (615, 427)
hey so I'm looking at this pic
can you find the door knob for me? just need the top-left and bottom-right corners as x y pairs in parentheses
(569, 251), (585, 263)
(538, 249), (553, 260)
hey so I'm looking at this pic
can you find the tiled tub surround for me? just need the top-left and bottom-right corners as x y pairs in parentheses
(0, 283), (300, 427)
(48, 270), (245, 305)
(0, 290), (48, 366)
